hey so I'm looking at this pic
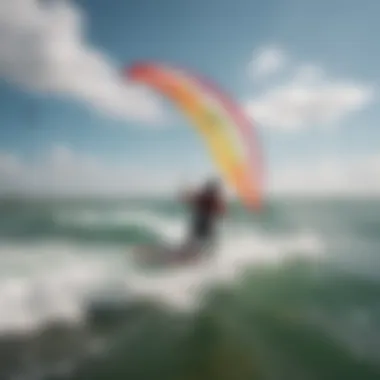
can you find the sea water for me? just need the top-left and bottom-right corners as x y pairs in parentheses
(0, 197), (379, 379)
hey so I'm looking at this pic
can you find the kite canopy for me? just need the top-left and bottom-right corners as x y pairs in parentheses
(124, 62), (263, 210)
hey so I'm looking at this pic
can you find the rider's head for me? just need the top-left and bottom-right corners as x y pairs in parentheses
(203, 177), (221, 195)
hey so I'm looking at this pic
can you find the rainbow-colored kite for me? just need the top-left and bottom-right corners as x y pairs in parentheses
(124, 62), (263, 210)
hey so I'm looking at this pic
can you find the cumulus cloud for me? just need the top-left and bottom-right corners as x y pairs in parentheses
(268, 155), (380, 197)
(0, 146), (181, 197)
(245, 53), (374, 131)
(244, 48), (379, 197)
(249, 46), (287, 79)
(0, 0), (163, 123)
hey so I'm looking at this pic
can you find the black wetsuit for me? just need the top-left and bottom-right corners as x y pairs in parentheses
(189, 191), (222, 244)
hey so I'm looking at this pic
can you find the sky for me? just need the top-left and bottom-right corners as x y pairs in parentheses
(0, 0), (379, 198)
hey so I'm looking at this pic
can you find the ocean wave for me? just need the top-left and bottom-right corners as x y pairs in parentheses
(0, 221), (324, 334)
(1, 200), (380, 379)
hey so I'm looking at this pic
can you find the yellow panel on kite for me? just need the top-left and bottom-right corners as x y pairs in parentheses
(125, 63), (262, 210)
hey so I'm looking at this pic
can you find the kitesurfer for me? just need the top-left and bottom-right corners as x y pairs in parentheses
(179, 178), (226, 260)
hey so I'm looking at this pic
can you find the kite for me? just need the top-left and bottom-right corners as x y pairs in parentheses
(124, 62), (263, 210)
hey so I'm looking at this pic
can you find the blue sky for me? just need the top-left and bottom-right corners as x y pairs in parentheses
(0, 0), (379, 196)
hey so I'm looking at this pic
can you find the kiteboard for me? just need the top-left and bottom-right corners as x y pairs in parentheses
(130, 242), (205, 269)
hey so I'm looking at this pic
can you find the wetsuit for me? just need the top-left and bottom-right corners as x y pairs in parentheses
(188, 190), (225, 247)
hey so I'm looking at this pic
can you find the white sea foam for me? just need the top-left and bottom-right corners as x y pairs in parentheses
(0, 209), (324, 333)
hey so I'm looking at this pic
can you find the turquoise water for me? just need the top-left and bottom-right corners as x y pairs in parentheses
(0, 198), (379, 379)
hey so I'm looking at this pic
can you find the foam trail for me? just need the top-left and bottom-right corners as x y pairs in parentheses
(0, 210), (325, 332)
(123, 215), (325, 308)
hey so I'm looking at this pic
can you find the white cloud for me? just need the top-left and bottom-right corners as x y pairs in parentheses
(293, 64), (324, 84)
(0, 146), (180, 197)
(0, 0), (163, 123)
(268, 155), (380, 197)
(245, 61), (374, 130)
(249, 46), (287, 79)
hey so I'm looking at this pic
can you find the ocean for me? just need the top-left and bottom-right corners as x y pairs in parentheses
(0, 197), (380, 380)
